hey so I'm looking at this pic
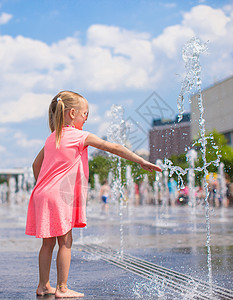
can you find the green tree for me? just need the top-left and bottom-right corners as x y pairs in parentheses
(89, 155), (113, 188)
(0, 176), (7, 184)
(88, 154), (154, 189)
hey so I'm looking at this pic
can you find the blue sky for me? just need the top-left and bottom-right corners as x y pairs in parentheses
(0, 0), (233, 168)
(2, 1), (228, 44)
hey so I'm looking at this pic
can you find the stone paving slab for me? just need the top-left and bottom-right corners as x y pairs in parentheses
(0, 249), (165, 299)
(1, 246), (232, 299)
(0, 203), (233, 299)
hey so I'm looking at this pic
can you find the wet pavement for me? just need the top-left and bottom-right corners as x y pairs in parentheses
(0, 202), (232, 299)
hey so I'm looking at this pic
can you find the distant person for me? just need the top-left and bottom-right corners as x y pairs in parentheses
(210, 181), (219, 207)
(25, 91), (162, 298)
(196, 185), (205, 204)
(139, 178), (149, 205)
(225, 175), (231, 207)
(100, 180), (110, 214)
(229, 178), (233, 206)
(168, 178), (178, 207)
(135, 183), (140, 206)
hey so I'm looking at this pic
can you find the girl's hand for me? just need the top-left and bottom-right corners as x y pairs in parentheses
(140, 160), (162, 172)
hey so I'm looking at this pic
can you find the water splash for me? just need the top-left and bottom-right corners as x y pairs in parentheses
(132, 275), (211, 300)
(177, 37), (208, 121)
(107, 104), (127, 257)
(107, 105), (127, 145)
(126, 165), (135, 207)
(179, 37), (212, 292)
(218, 162), (227, 205)
(94, 174), (101, 199)
(164, 37), (221, 294)
(133, 275), (166, 299)
(187, 149), (197, 209)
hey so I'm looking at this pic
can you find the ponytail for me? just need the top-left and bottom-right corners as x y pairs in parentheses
(48, 105), (55, 133)
(54, 99), (65, 148)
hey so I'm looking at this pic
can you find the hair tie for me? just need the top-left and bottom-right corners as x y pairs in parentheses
(57, 97), (62, 102)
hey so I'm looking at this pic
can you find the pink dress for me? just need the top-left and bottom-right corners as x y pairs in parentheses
(25, 127), (89, 238)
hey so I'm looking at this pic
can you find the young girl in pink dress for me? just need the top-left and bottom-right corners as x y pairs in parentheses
(25, 91), (162, 298)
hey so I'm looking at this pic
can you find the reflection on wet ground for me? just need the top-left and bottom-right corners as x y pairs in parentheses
(0, 203), (232, 299)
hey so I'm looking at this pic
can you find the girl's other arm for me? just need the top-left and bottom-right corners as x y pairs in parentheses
(84, 134), (162, 172)
(32, 147), (44, 181)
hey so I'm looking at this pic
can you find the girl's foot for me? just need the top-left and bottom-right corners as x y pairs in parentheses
(36, 285), (56, 296)
(55, 285), (84, 298)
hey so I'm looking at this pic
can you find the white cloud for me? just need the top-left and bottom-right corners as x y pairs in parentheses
(1, 3), (233, 167)
(0, 145), (6, 152)
(0, 3), (233, 126)
(152, 5), (231, 59)
(0, 127), (44, 167)
(0, 12), (12, 25)
(96, 109), (113, 138)
(88, 103), (101, 124)
(97, 121), (110, 138)
(152, 25), (194, 59)
(162, 3), (177, 9)
(0, 93), (53, 123)
(84, 25), (154, 90)
(119, 98), (134, 107)
(151, 4), (233, 86)
(223, 4), (233, 14)
(182, 5), (230, 40)
(14, 131), (44, 149)
(0, 127), (8, 134)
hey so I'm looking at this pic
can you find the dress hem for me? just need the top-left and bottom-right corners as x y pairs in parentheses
(25, 222), (86, 238)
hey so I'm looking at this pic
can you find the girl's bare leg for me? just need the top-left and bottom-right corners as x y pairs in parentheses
(36, 237), (56, 296)
(55, 230), (84, 298)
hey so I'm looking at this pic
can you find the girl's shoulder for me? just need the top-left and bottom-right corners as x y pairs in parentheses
(45, 130), (56, 144)
(75, 128), (90, 136)
(69, 128), (90, 139)
(64, 128), (90, 147)
(45, 128), (90, 149)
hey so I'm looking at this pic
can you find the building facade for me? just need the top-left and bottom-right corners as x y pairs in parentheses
(149, 114), (191, 163)
(191, 75), (233, 147)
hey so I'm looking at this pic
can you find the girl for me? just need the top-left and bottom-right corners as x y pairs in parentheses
(99, 180), (111, 214)
(25, 91), (162, 298)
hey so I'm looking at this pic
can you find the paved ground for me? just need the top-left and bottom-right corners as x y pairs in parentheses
(0, 202), (232, 299)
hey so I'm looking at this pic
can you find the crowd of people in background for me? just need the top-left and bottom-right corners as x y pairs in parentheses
(95, 173), (233, 210)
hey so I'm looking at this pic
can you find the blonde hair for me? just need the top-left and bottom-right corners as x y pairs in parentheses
(49, 91), (85, 148)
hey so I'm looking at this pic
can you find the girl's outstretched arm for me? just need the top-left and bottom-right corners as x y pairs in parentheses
(84, 133), (162, 172)
(32, 147), (44, 181)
